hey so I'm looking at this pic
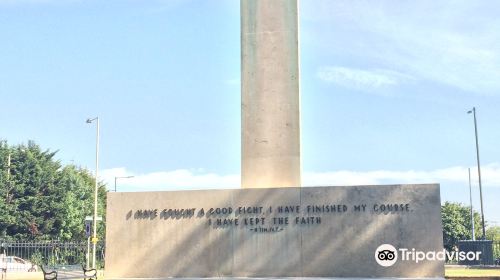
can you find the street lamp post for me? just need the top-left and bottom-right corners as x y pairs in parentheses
(7, 153), (10, 181)
(86, 117), (99, 269)
(114, 176), (134, 192)
(468, 168), (475, 241)
(467, 107), (486, 240)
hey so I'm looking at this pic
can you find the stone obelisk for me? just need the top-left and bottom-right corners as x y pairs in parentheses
(241, 0), (301, 188)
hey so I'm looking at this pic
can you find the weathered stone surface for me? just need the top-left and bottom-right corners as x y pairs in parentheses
(241, 0), (301, 188)
(232, 188), (301, 276)
(106, 184), (444, 278)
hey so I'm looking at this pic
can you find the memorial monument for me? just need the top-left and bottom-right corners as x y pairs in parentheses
(105, 1), (444, 278)
(241, 0), (300, 188)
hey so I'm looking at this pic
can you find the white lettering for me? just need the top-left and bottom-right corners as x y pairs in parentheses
(436, 250), (446, 261)
(391, 247), (481, 265)
(426, 251), (436, 261)
(399, 248), (408, 261)
(415, 251), (425, 263)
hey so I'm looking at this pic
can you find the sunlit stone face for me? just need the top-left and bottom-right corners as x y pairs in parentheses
(106, 184), (444, 278)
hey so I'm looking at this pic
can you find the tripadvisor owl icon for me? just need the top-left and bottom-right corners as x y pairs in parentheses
(375, 244), (398, 267)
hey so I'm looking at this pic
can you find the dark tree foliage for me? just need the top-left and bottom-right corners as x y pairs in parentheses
(0, 140), (106, 241)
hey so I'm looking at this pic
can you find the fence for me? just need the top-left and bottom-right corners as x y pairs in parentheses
(494, 240), (500, 260)
(444, 240), (500, 264)
(0, 240), (105, 272)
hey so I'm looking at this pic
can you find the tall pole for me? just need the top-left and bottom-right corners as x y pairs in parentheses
(6, 154), (11, 201)
(93, 117), (99, 268)
(87, 117), (100, 268)
(86, 235), (90, 269)
(468, 107), (486, 240)
(468, 168), (475, 241)
(6, 153), (10, 181)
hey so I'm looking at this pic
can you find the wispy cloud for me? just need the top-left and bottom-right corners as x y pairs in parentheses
(303, 163), (500, 188)
(302, 1), (500, 95)
(100, 167), (239, 192)
(317, 66), (414, 92)
(100, 163), (500, 192)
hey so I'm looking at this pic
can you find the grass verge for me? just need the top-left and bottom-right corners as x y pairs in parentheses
(446, 267), (500, 277)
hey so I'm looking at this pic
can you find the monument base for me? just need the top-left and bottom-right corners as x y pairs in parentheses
(106, 185), (444, 278)
(106, 277), (445, 280)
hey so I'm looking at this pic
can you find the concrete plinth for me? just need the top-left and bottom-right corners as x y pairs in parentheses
(105, 185), (444, 278)
(241, 0), (301, 188)
(107, 278), (445, 280)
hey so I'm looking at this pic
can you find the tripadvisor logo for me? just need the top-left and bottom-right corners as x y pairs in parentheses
(375, 244), (482, 267)
(375, 244), (398, 267)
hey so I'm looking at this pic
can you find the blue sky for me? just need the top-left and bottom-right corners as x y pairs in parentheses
(1, 1), (499, 226)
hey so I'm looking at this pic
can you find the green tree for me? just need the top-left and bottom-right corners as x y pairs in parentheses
(441, 201), (482, 250)
(57, 165), (106, 240)
(487, 226), (500, 259)
(0, 140), (106, 241)
(486, 226), (500, 241)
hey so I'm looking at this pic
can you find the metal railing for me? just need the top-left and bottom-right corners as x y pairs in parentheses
(0, 240), (104, 272)
(444, 240), (500, 265)
(493, 240), (500, 260)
